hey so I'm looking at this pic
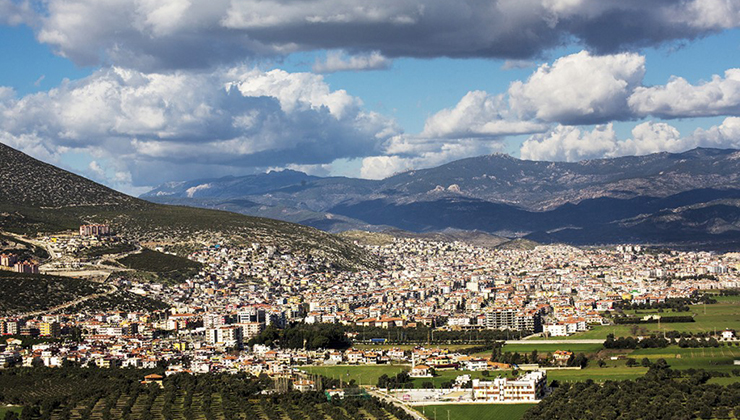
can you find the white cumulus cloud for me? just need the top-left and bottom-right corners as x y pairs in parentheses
(509, 51), (645, 124)
(520, 124), (618, 162)
(629, 69), (740, 118)
(520, 118), (740, 162)
(0, 66), (399, 187)
(421, 91), (549, 139)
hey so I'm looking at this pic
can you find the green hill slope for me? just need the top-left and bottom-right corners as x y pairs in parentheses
(0, 143), (375, 269)
(0, 271), (167, 316)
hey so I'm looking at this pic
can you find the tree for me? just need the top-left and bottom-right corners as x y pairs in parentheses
(625, 358), (637, 367)
(641, 357), (652, 367)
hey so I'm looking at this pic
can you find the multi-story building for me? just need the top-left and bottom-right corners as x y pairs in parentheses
(0, 254), (18, 267)
(237, 322), (264, 341)
(485, 309), (541, 332)
(237, 307), (266, 324)
(472, 371), (547, 402)
(79, 224), (110, 237)
(13, 261), (39, 274)
(206, 326), (243, 347)
(39, 321), (61, 337)
(5, 320), (20, 335)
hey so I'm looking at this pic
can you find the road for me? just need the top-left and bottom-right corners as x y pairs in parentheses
(368, 389), (428, 420)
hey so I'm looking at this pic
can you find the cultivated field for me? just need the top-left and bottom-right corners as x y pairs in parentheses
(414, 403), (535, 420)
(302, 365), (409, 386)
(559, 295), (740, 340)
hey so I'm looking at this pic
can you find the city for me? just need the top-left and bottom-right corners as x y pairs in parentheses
(2, 225), (740, 417)
(3, 0), (740, 418)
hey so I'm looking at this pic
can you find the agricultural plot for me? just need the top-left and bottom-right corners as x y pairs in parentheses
(500, 343), (604, 354)
(546, 366), (649, 383)
(415, 403), (536, 420)
(408, 370), (518, 389)
(564, 295), (740, 340)
(629, 345), (740, 376)
(0, 407), (21, 420)
(302, 365), (410, 386)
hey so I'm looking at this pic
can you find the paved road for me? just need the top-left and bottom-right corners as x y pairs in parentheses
(368, 389), (428, 420)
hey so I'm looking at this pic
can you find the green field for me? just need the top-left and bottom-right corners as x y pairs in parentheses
(0, 406), (21, 420)
(409, 370), (518, 389)
(707, 376), (740, 385)
(415, 404), (535, 420)
(628, 345), (740, 374)
(546, 366), (648, 383)
(622, 309), (693, 317)
(301, 365), (409, 386)
(560, 295), (740, 340)
(502, 343), (604, 354)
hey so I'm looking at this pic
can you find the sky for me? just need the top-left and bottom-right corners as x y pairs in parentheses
(1, 0), (740, 195)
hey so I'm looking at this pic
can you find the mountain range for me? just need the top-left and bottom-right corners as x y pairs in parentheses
(143, 148), (740, 250)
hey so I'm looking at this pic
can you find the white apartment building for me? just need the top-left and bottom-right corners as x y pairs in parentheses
(472, 371), (547, 402)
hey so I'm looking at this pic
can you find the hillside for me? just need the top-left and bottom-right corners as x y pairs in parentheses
(0, 271), (167, 316)
(0, 143), (140, 209)
(0, 143), (375, 270)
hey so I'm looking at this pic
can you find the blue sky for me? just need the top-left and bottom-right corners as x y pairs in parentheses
(1, 0), (740, 194)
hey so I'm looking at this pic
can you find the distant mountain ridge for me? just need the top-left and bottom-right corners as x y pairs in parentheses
(144, 148), (740, 210)
(143, 148), (740, 250)
(148, 170), (321, 199)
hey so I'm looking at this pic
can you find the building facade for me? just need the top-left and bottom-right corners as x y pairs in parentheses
(472, 370), (547, 402)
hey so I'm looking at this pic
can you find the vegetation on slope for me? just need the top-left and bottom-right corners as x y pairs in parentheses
(0, 233), (49, 261)
(117, 249), (202, 284)
(77, 242), (137, 258)
(61, 289), (169, 314)
(0, 271), (105, 316)
(0, 142), (375, 270)
(0, 271), (166, 315)
(338, 230), (395, 246)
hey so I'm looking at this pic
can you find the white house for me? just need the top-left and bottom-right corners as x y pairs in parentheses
(410, 364), (433, 378)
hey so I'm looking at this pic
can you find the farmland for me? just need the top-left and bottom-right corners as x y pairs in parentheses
(561, 295), (740, 340)
(0, 407), (21, 420)
(301, 365), (410, 386)
(415, 404), (536, 420)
